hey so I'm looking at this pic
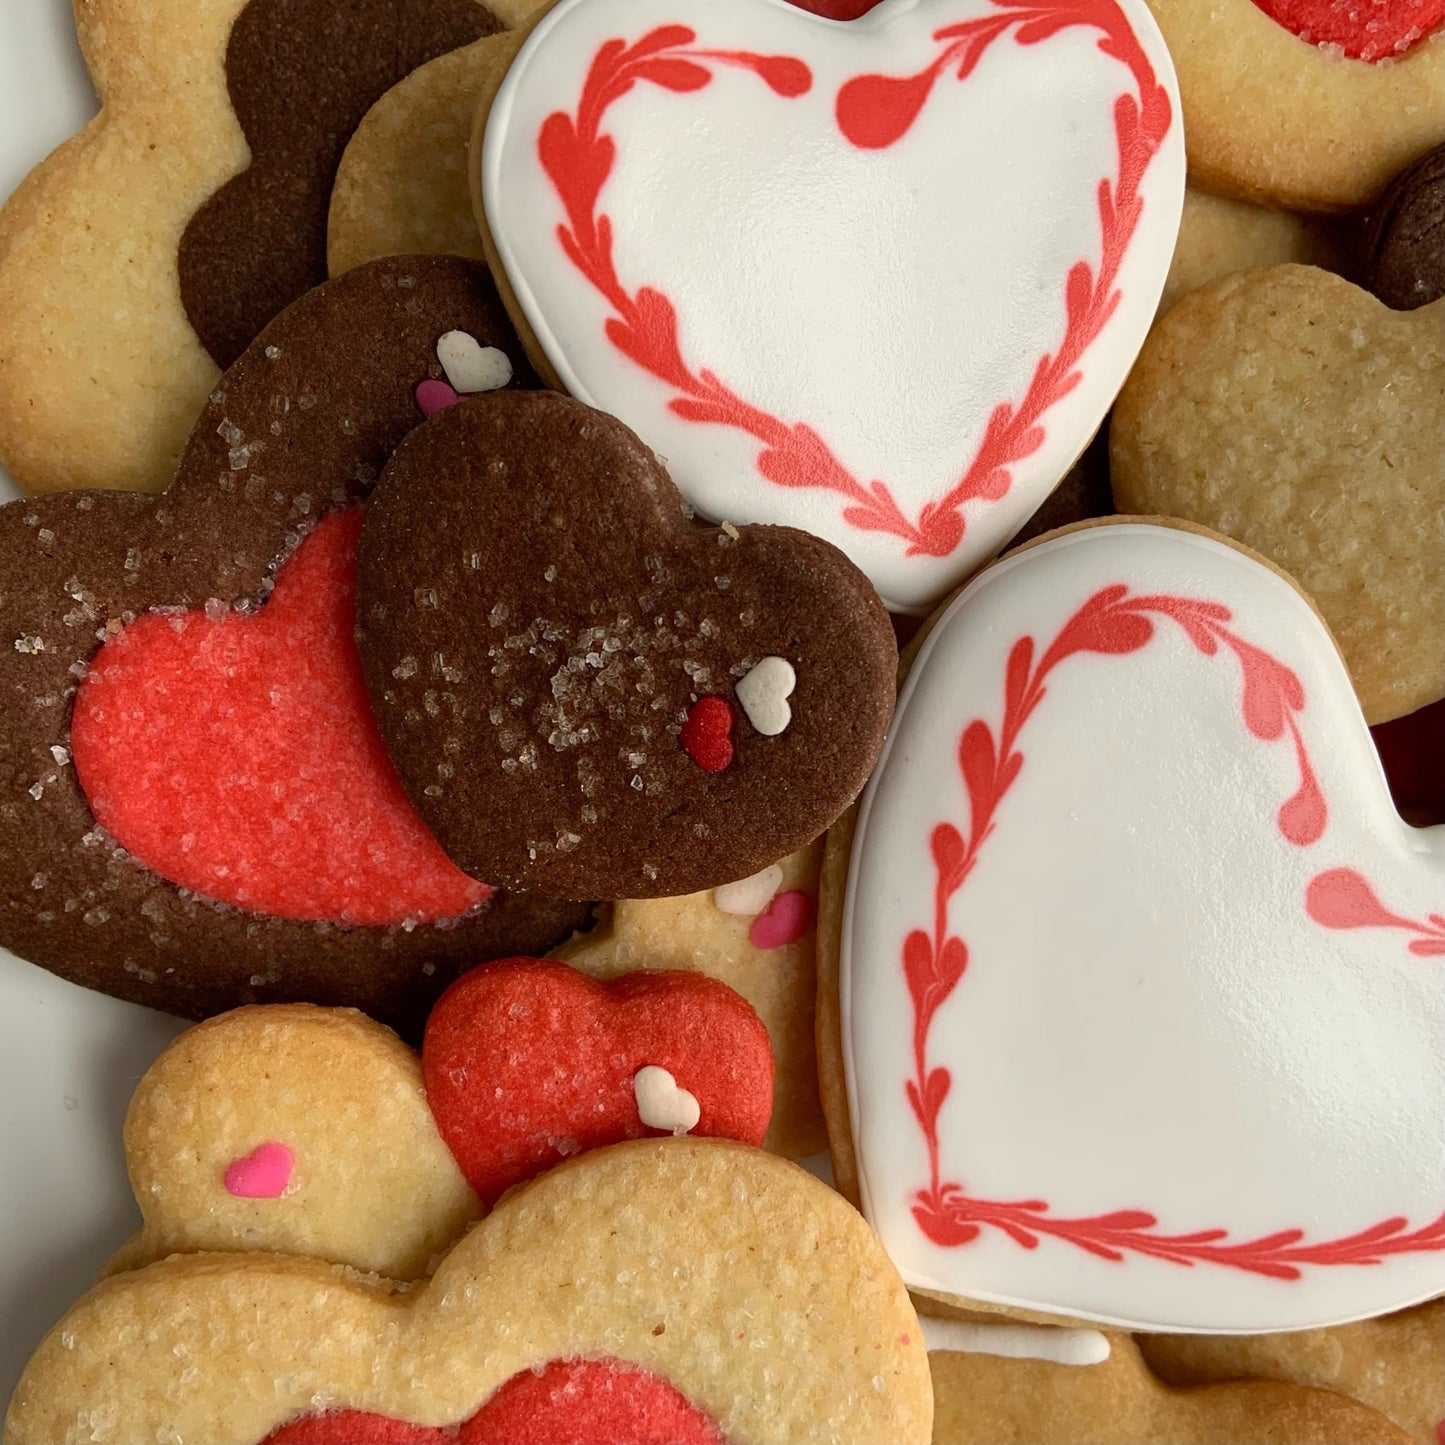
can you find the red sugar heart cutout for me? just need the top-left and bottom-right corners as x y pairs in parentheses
(1248, 0), (1441, 60)
(70, 509), (485, 926)
(422, 959), (773, 1206)
(264, 1358), (720, 1445)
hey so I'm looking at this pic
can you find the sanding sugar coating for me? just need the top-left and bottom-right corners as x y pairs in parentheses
(355, 390), (899, 900)
(0, 255), (587, 1030)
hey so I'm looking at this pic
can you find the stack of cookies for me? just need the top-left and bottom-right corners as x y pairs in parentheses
(0, 0), (1440, 1441)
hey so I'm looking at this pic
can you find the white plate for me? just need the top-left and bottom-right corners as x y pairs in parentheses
(0, 0), (189, 1412)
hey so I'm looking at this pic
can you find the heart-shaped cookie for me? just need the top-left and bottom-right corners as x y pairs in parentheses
(1112, 266), (1445, 726)
(6, 1140), (932, 1445)
(355, 391), (897, 899)
(423, 959), (773, 1204)
(926, 1325), (1414, 1444)
(1141, 0), (1445, 210)
(828, 520), (1445, 1332)
(112, 1005), (480, 1281)
(0, 255), (587, 1029)
(478, 0), (1183, 610)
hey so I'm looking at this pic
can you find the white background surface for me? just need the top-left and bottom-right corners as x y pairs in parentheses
(0, 0), (189, 1413)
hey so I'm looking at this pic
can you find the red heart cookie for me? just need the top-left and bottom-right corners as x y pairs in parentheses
(423, 959), (773, 1205)
(0, 256), (587, 1030)
(355, 391), (897, 899)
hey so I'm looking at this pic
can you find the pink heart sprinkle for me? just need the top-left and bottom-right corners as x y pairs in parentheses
(749, 890), (812, 950)
(416, 379), (461, 417)
(223, 1142), (294, 1199)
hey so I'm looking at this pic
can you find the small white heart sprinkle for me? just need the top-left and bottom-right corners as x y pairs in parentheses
(735, 656), (796, 736)
(714, 862), (784, 916)
(436, 331), (514, 394)
(633, 1065), (701, 1136)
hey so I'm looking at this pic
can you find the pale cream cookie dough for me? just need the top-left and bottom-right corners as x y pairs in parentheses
(1113, 265), (1445, 724)
(0, 0), (249, 495)
(928, 1323), (1413, 1445)
(328, 32), (524, 275)
(1144, 0), (1445, 211)
(1159, 188), (1352, 316)
(6, 1140), (933, 1445)
(1138, 1301), (1445, 1445)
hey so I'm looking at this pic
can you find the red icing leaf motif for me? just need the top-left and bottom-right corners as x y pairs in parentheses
(536, 1), (1173, 559)
(69, 510), (487, 927)
(421, 960), (773, 1206)
(896, 584), (1445, 1275)
(1306, 868), (1445, 958)
(263, 1358), (722, 1445)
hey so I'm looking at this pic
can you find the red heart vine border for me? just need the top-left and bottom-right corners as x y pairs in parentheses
(535, 0), (1173, 560)
(901, 582), (1445, 1275)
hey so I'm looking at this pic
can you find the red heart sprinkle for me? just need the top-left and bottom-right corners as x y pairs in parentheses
(680, 696), (734, 772)
(422, 959), (772, 1206)
(264, 1359), (722, 1445)
(70, 509), (485, 926)
(416, 378), (462, 417)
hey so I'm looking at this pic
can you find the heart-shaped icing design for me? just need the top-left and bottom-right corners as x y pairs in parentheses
(735, 656), (796, 736)
(1247, 0), (1441, 59)
(436, 330), (515, 393)
(422, 959), (773, 1205)
(355, 391), (897, 899)
(223, 1142), (295, 1200)
(8, 1141), (931, 1445)
(481, 0), (1183, 610)
(264, 1359), (720, 1444)
(839, 521), (1445, 1332)
(72, 509), (483, 925)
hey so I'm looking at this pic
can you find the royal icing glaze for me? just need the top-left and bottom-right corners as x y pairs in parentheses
(841, 522), (1445, 1332)
(482, 0), (1184, 611)
(919, 1318), (1111, 1366)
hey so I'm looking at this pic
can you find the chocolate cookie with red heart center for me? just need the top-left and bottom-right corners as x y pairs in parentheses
(355, 392), (897, 899)
(0, 254), (588, 1030)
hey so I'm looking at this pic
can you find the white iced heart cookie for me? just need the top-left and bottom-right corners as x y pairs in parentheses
(437, 329), (514, 393)
(633, 1064), (701, 1134)
(839, 521), (1445, 1332)
(481, 0), (1184, 612)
